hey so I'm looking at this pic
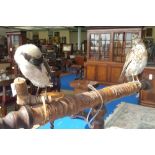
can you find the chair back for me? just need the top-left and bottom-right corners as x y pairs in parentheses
(75, 56), (84, 66)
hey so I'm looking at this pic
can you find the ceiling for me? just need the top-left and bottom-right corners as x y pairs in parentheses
(4, 26), (87, 31)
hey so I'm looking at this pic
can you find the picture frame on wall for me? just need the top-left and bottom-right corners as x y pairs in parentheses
(146, 28), (153, 37)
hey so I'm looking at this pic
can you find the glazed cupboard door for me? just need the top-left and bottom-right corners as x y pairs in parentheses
(88, 32), (112, 61)
(100, 33), (111, 61)
(89, 33), (100, 60)
(112, 32), (140, 63)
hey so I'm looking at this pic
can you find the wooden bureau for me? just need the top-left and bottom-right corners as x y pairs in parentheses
(140, 67), (155, 107)
(84, 61), (123, 85)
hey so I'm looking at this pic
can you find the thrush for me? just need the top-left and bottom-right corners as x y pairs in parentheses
(119, 37), (148, 82)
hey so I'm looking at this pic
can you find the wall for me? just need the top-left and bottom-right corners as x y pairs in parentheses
(152, 27), (155, 42)
(26, 31), (33, 39)
(26, 29), (70, 43)
(58, 30), (70, 43)
(0, 27), (87, 46)
(26, 31), (49, 40)
(39, 31), (49, 40)
(0, 63), (10, 70)
(144, 26), (155, 43)
(0, 27), (19, 36)
(70, 31), (87, 49)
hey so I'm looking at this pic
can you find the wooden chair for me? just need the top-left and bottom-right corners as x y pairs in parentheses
(70, 55), (85, 79)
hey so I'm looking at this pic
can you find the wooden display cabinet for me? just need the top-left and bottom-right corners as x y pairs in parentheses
(84, 27), (142, 85)
(6, 31), (27, 76)
(140, 67), (155, 107)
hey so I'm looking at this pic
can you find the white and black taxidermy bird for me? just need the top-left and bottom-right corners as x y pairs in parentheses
(14, 44), (53, 93)
(119, 37), (148, 82)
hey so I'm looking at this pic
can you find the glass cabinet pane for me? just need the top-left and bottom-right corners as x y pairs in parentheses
(101, 34), (110, 41)
(101, 34), (106, 40)
(89, 33), (100, 60)
(126, 33), (132, 40)
(113, 33), (124, 62)
(88, 29), (142, 63)
(91, 41), (95, 46)
(106, 34), (110, 40)
(90, 34), (95, 40)
(100, 33), (111, 60)
(94, 34), (99, 40)
(94, 40), (98, 46)
(114, 33), (123, 41)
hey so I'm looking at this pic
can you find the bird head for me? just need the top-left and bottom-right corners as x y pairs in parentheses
(20, 44), (42, 59)
(14, 44), (43, 66)
(132, 34), (142, 46)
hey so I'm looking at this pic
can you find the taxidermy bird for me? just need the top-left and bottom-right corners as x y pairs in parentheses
(119, 37), (148, 82)
(14, 44), (53, 93)
(14, 44), (53, 118)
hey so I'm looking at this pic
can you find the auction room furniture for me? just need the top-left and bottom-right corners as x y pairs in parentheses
(140, 67), (155, 107)
(84, 27), (155, 107)
(70, 55), (85, 79)
(6, 31), (27, 76)
(84, 27), (142, 85)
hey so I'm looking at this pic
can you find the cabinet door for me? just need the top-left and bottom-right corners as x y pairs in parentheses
(96, 64), (107, 82)
(89, 33), (100, 60)
(86, 65), (96, 81)
(100, 33), (111, 61)
(113, 32), (140, 63)
(88, 33), (111, 61)
(109, 65), (123, 83)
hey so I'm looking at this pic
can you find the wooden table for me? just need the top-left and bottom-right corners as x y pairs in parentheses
(70, 80), (99, 94)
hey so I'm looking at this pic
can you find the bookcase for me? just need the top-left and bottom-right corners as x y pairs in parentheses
(84, 27), (142, 84)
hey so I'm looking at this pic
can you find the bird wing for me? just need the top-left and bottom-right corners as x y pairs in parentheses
(43, 57), (53, 82)
(119, 43), (147, 82)
(119, 48), (135, 82)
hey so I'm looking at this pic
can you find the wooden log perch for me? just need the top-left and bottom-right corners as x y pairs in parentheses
(14, 77), (29, 106)
(0, 78), (151, 129)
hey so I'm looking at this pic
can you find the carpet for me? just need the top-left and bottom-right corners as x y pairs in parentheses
(105, 102), (155, 129)
(60, 73), (80, 90)
(38, 116), (88, 129)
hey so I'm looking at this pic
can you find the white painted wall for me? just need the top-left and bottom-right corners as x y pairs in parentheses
(70, 31), (87, 49)
(0, 27), (19, 36)
(0, 27), (87, 44)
